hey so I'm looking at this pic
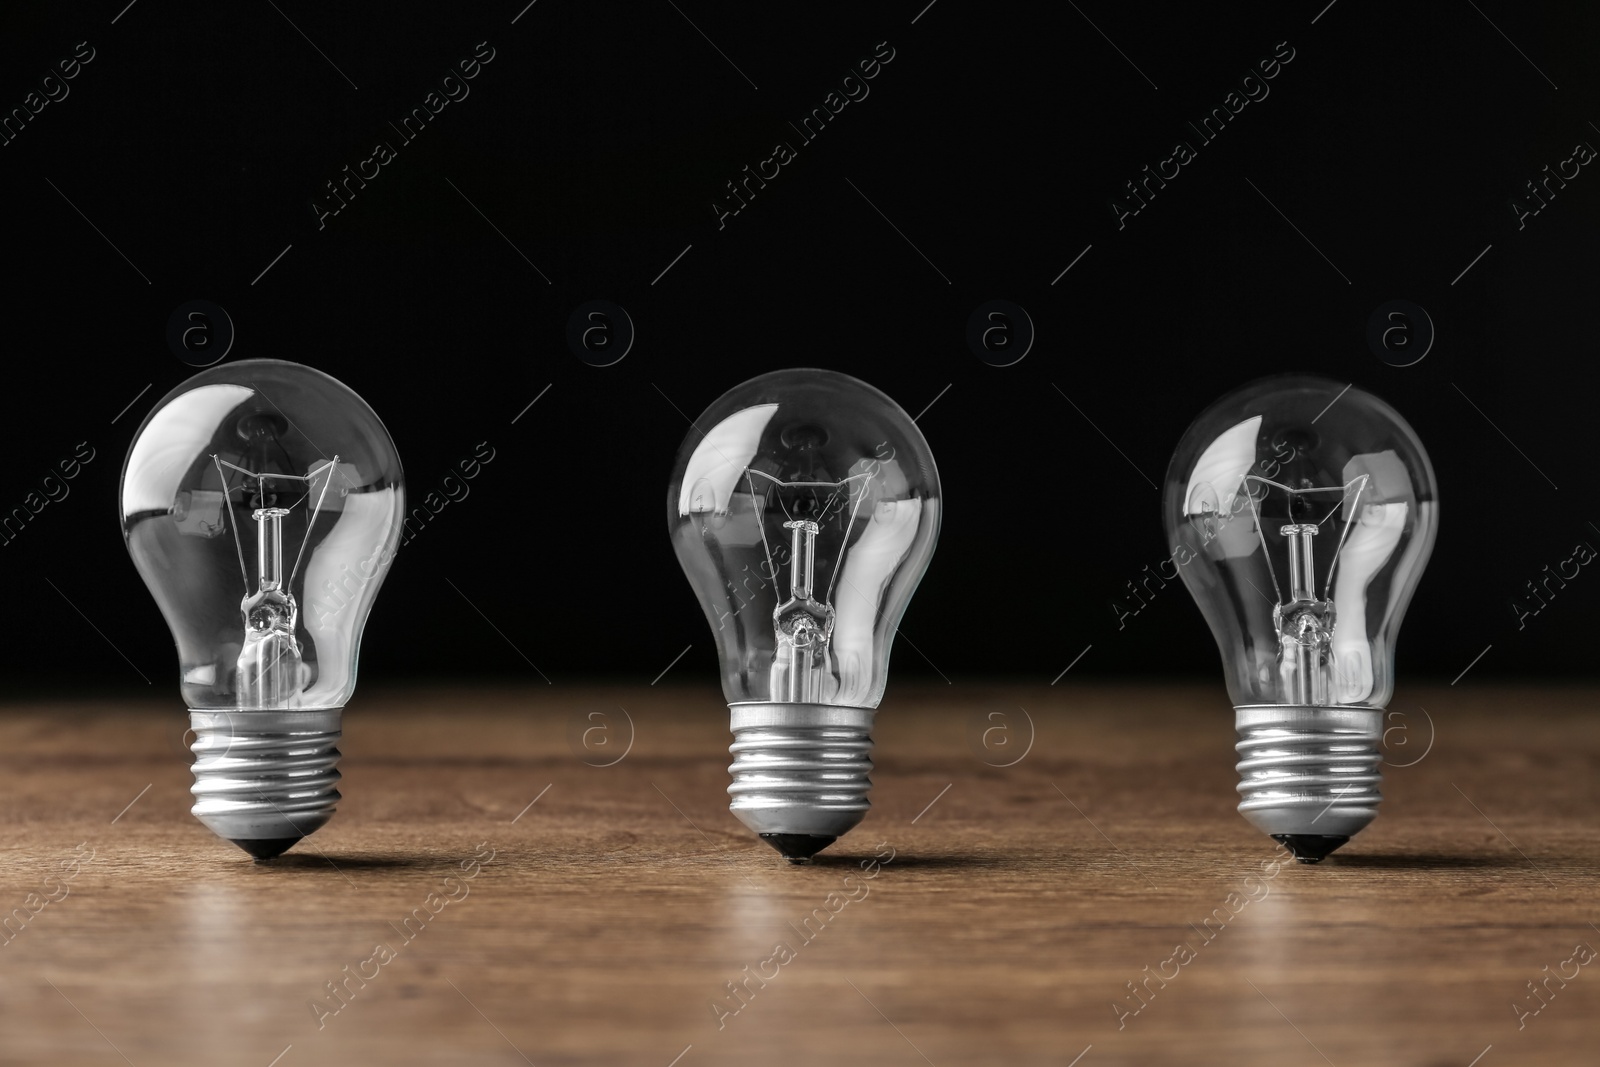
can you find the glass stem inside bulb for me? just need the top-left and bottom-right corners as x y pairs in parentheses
(1286, 522), (1316, 602)
(1278, 523), (1333, 706)
(772, 520), (831, 704)
(238, 505), (302, 708)
(788, 519), (817, 602)
(257, 505), (286, 591)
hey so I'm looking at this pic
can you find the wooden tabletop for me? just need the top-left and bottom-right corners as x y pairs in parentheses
(0, 682), (1595, 1066)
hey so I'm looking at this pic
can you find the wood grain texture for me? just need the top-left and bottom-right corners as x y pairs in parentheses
(0, 682), (1596, 1066)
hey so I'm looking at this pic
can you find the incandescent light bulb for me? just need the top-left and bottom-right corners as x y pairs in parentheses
(120, 359), (404, 860)
(1163, 376), (1437, 863)
(668, 369), (941, 862)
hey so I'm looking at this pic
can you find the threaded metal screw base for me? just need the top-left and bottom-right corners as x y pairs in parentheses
(1235, 705), (1382, 840)
(728, 703), (874, 840)
(190, 708), (343, 850)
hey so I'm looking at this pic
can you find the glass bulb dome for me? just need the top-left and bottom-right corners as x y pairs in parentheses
(668, 368), (941, 710)
(122, 360), (404, 710)
(1163, 375), (1437, 709)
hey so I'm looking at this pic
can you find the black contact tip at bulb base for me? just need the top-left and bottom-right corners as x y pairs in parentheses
(1271, 833), (1350, 864)
(760, 833), (837, 863)
(230, 837), (304, 862)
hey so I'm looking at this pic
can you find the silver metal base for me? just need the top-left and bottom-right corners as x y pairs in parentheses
(727, 703), (874, 839)
(1235, 705), (1383, 838)
(189, 708), (343, 844)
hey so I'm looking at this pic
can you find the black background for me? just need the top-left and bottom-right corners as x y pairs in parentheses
(1, 1), (1595, 696)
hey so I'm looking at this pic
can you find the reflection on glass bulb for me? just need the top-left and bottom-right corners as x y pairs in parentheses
(1163, 376), (1437, 863)
(121, 359), (404, 860)
(668, 369), (940, 862)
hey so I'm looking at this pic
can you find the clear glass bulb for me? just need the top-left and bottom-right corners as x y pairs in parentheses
(1163, 375), (1437, 862)
(120, 359), (404, 860)
(668, 368), (941, 861)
